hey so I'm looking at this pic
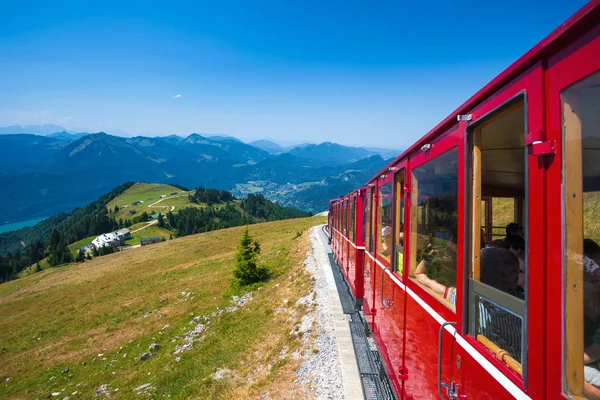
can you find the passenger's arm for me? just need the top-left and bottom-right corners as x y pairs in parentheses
(585, 342), (600, 364)
(414, 259), (446, 296)
(585, 381), (600, 400)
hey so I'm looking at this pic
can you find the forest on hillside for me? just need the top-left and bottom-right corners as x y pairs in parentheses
(0, 184), (310, 283)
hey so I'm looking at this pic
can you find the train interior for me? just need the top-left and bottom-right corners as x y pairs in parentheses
(468, 97), (527, 377)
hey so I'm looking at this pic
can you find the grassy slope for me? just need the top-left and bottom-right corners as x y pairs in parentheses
(125, 223), (175, 245)
(492, 194), (600, 243)
(0, 216), (325, 399)
(106, 183), (201, 221)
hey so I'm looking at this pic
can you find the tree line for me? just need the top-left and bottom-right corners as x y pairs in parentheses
(189, 187), (235, 206)
(0, 182), (135, 282)
(0, 184), (311, 283)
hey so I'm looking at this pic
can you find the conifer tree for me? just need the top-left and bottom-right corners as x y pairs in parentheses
(232, 228), (269, 286)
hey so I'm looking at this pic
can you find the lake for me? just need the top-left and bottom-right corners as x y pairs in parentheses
(0, 217), (47, 234)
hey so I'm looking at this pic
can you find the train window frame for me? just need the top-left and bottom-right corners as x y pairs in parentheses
(408, 147), (460, 311)
(350, 197), (356, 242)
(465, 93), (528, 381)
(378, 179), (393, 263)
(562, 71), (600, 398)
(367, 186), (376, 253)
(393, 168), (406, 276)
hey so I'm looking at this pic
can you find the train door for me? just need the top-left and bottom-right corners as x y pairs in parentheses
(342, 198), (348, 268)
(403, 127), (461, 400)
(546, 23), (600, 399)
(364, 185), (377, 325)
(347, 193), (358, 295)
(373, 163), (409, 396)
(458, 63), (545, 399)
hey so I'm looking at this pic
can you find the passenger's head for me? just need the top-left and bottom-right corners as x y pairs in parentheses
(506, 223), (524, 238)
(480, 248), (520, 294)
(504, 235), (525, 256)
(584, 239), (600, 258)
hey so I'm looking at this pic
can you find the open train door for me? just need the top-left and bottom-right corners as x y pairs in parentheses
(456, 62), (546, 398)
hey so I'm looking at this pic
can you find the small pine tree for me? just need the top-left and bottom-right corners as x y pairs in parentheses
(34, 261), (41, 273)
(158, 214), (165, 227)
(232, 228), (269, 286)
(76, 249), (85, 263)
(169, 233), (173, 240)
(114, 205), (119, 213)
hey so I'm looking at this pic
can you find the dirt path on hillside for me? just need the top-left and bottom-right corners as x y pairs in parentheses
(130, 219), (158, 233)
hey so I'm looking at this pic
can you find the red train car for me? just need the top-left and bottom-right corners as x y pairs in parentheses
(330, 190), (367, 308)
(328, 2), (600, 399)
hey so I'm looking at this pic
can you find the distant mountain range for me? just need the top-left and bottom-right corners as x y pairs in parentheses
(0, 125), (398, 225)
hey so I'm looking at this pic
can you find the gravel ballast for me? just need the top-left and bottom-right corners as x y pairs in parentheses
(296, 226), (345, 400)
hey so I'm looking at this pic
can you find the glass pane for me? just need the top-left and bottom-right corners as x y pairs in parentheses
(492, 198), (516, 240)
(395, 170), (405, 275)
(563, 71), (600, 397)
(343, 201), (347, 236)
(365, 192), (371, 251)
(410, 148), (459, 309)
(378, 182), (393, 261)
(350, 199), (355, 242)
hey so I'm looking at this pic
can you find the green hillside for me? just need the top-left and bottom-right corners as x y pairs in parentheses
(0, 217), (325, 399)
(106, 183), (199, 221)
(1, 182), (310, 284)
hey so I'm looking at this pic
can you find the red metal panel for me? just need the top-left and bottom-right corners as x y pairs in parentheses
(363, 252), (376, 328)
(546, 23), (600, 400)
(403, 294), (451, 399)
(354, 189), (366, 302)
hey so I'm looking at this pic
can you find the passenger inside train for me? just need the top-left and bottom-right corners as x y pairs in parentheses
(381, 226), (391, 257)
(414, 231), (458, 306)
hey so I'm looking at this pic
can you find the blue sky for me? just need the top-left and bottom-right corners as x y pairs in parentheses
(0, 0), (589, 148)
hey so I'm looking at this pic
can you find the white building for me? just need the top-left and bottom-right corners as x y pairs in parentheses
(91, 229), (132, 249)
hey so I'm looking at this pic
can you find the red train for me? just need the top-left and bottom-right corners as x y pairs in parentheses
(329, 2), (600, 399)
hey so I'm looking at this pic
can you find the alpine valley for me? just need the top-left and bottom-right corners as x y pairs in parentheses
(0, 126), (396, 225)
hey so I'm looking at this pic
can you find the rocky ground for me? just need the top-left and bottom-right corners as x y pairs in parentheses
(295, 227), (344, 400)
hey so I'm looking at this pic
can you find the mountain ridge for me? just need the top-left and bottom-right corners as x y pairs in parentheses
(0, 130), (394, 224)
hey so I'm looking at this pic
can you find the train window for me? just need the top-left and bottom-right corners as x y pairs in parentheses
(563, 71), (600, 398)
(409, 148), (459, 310)
(378, 181), (393, 262)
(350, 198), (355, 242)
(343, 200), (347, 236)
(393, 169), (406, 275)
(367, 187), (376, 252)
(468, 96), (527, 377)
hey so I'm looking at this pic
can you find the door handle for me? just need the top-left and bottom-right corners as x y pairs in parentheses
(438, 321), (457, 399)
(381, 267), (392, 309)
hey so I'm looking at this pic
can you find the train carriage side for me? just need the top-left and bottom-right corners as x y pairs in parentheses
(341, 2), (600, 399)
(336, 189), (367, 308)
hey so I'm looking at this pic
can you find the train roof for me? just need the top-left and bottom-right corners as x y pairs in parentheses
(366, 0), (600, 186)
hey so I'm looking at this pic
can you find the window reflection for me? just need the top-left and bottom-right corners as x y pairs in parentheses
(410, 148), (459, 309)
(378, 182), (393, 261)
